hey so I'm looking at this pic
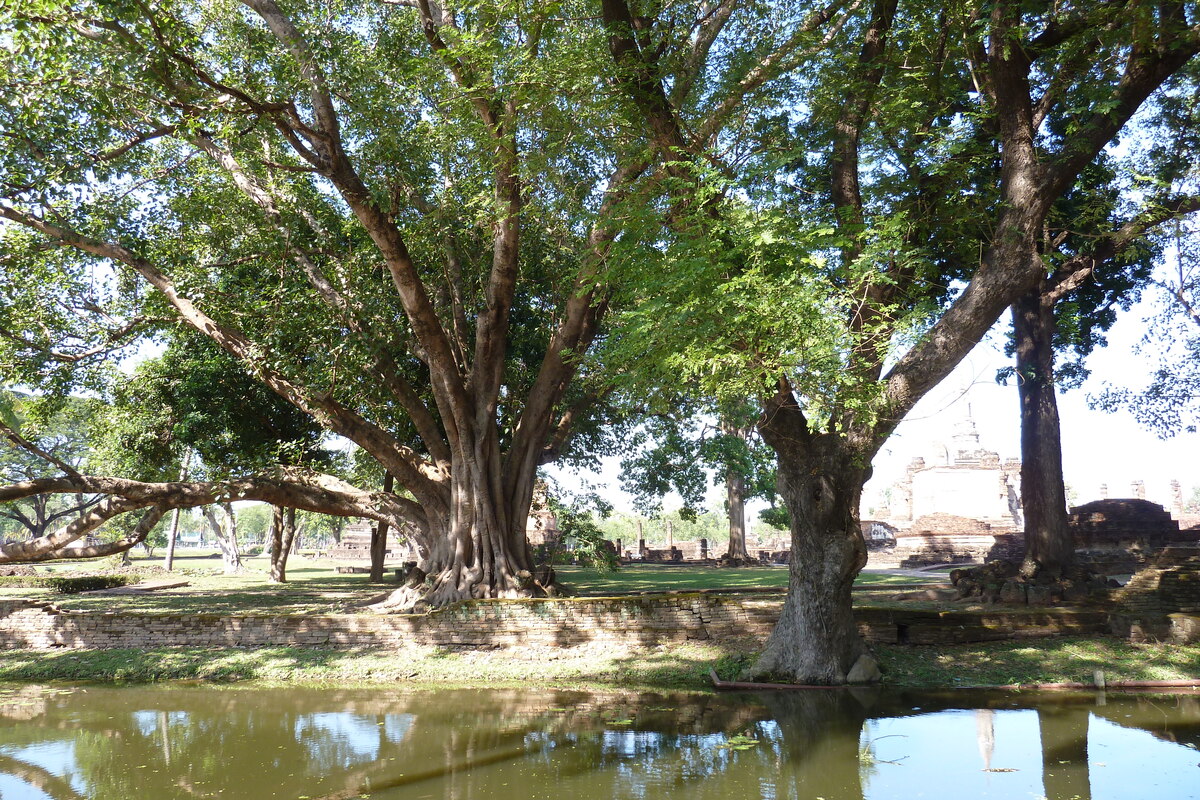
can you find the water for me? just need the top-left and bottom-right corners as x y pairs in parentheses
(0, 684), (1197, 799)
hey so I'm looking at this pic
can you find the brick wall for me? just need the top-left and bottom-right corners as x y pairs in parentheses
(867, 533), (1024, 568)
(0, 594), (1114, 651)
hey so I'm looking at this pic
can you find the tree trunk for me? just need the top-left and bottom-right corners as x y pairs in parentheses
(268, 505), (288, 582)
(370, 473), (394, 582)
(1013, 289), (1073, 578)
(203, 504), (243, 574)
(371, 452), (539, 611)
(163, 507), (183, 571)
(163, 452), (190, 572)
(744, 432), (871, 684)
(725, 469), (749, 561)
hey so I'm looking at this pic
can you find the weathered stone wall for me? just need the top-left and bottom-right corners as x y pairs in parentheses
(867, 530), (1024, 568)
(1108, 548), (1200, 644)
(0, 594), (1112, 652)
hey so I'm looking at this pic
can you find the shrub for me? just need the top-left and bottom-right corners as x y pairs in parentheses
(0, 574), (136, 593)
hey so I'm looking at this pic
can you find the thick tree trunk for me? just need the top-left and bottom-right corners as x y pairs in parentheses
(1013, 289), (1073, 578)
(369, 473), (393, 582)
(744, 433), (872, 684)
(371, 450), (542, 611)
(725, 470), (749, 561)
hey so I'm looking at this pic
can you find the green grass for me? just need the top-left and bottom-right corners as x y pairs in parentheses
(1, 557), (934, 615)
(3, 636), (1194, 691)
(874, 636), (1200, 688)
(2, 552), (398, 615)
(0, 641), (748, 691)
(558, 564), (932, 595)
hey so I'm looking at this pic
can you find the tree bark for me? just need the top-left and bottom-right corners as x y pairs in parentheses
(1013, 288), (1073, 578)
(164, 452), (192, 572)
(725, 470), (749, 561)
(204, 504), (243, 574)
(268, 505), (286, 582)
(373, 449), (539, 611)
(747, 400), (871, 684)
(369, 473), (393, 582)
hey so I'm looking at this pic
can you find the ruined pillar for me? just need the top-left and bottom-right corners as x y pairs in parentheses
(700, 538), (708, 560)
(1099, 483), (1108, 500)
(1171, 480), (1184, 517)
(1132, 480), (1146, 500)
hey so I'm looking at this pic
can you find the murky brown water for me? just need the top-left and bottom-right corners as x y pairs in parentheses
(0, 684), (1197, 799)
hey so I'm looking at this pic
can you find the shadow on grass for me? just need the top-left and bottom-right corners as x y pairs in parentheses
(55, 572), (397, 616)
(875, 635), (1200, 688)
(0, 640), (754, 690)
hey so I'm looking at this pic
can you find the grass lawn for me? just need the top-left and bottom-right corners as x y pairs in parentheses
(0, 555), (936, 615)
(558, 564), (934, 594)
(3, 553), (1195, 691)
(2, 551), (396, 615)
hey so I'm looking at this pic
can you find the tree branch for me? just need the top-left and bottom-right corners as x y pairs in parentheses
(0, 420), (83, 479)
(0, 204), (446, 504)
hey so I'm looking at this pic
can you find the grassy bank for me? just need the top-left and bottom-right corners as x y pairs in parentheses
(0, 641), (747, 691)
(2, 636), (1195, 691)
(874, 637), (1200, 688)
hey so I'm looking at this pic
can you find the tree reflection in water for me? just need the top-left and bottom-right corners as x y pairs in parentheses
(0, 686), (1197, 799)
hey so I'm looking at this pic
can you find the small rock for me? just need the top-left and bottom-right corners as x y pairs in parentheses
(847, 653), (882, 684)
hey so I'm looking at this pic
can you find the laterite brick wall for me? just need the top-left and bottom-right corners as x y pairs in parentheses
(0, 593), (1125, 651)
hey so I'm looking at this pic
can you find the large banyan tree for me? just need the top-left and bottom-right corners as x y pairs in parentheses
(0, 0), (876, 607)
(0, 0), (641, 606)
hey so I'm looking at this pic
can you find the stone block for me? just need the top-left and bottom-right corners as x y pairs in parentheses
(1027, 585), (1053, 606)
(999, 580), (1027, 604)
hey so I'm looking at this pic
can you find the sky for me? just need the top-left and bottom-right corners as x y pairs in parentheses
(543, 281), (1200, 520)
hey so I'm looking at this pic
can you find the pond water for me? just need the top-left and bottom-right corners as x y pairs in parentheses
(0, 683), (1197, 799)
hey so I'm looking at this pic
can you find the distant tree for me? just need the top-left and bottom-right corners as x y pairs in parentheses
(1095, 219), (1200, 436)
(87, 331), (338, 575)
(620, 399), (774, 562)
(0, 392), (102, 542)
(546, 497), (619, 572)
(237, 505), (273, 546)
(1186, 486), (1200, 514)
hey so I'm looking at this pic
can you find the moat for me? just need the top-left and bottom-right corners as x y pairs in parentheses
(1, 684), (1197, 799)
